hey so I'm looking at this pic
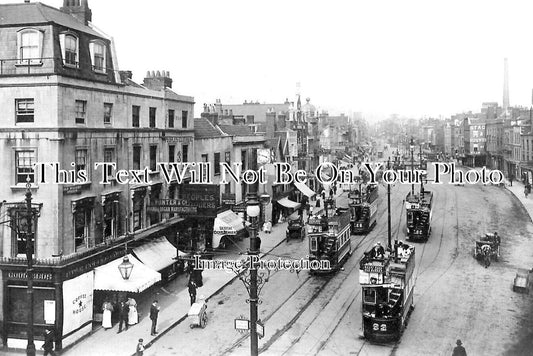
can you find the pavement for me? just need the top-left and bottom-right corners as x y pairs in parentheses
(10, 189), (346, 356)
(505, 179), (533, 223)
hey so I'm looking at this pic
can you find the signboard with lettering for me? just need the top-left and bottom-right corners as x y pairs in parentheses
(363, 264), (384, 274)
(63, 185), (83, 195)
(63, 271), (94, 337)
(148, 184), (219, 218)
(221, 194), (236, 205)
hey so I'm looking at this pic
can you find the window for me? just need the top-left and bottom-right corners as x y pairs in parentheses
(59, 33), (78, 67)
(168, 145), (175, 163)
(363, 288), (377, 304)
(103, 103), (113, 124)
(149, 145), (157, 171)
(10, 208), (37, 257)
(15, 99), (34, 123)
(103, 147), (115, 180)
(182, 144), (188, 163)
(89, 41), (106, 73)
(132, 105), (140, 127)
(214, 152), (220, 175)
(246, 115), (255, 124)
(182, 110), (188, 128)
(201, 154), (208, 181)
(168, 109), (175, 128)
(149, 107), (156, 128)
(201, 154), (208, 162)
(75, 100), (87, 124)
(74, 203), (92, 251)
(133, 146), (141, 170)
(75, 149), (88, 179)
(15, 150), (35, 184)
(17, 29), (43, 64)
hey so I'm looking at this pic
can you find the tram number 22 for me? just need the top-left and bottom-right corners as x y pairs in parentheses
(373, 323), (387, 331)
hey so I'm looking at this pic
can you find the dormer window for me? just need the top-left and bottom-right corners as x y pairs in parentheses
(89, 41), (106, 73)
(59, 33), (79, 67)
(17, 29), (44, 65)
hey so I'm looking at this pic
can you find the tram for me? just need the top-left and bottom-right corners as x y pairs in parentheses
(359, 244), (416, 342)
(405, 189), (433, 241)
(349, 183), (379, 234)
(308, 199), (351, 274)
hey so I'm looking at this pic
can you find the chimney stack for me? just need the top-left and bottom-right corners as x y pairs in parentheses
(60, 0), (92, 25)
(143, 70), (173, 90)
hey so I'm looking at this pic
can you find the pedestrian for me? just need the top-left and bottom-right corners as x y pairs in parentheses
(42, 329), (56, 356)
(127, 297), (138, 326)
(188, 279), (197, 306)
(149, 300), (160, 336)
(118, 300), (129, 333)
(136, 338), (145, 356)
(510, 174), (514, 186)
(525, 187), (529, 198)
(452, 339), (467, 356)
(102, 299), (113, 330)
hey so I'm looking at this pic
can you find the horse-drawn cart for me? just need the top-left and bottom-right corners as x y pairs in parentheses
(286, 213), (305, 242)
(473, 233), (500, 267)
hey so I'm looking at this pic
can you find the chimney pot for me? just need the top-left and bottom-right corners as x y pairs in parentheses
(156, 70), (161, 77)
(146, 71), (151, 78)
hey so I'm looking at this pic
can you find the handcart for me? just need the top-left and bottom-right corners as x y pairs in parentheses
(188, 299), (208, 328)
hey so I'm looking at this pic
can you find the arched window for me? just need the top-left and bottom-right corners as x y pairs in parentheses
(59, 33), (79, 67)
(17, 29), (44, 64)
(89, 40), (106, 73)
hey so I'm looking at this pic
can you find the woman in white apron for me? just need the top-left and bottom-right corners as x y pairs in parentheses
(102, 300), (113, 329)
(127, 297), (138, 325)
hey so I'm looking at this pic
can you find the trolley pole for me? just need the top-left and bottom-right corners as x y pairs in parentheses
(387, 158), (392, 251)
(25, 177), (36, 356)
(410, 137), (415, 196)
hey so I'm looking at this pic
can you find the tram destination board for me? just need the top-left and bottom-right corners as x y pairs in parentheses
(364, 264), (384, 274)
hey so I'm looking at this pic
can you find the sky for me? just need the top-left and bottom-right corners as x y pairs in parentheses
(4, 0), (533, 120)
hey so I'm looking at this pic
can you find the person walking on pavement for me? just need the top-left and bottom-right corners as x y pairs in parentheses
(127, 297), (138, 326)
(452, 339), (467, 356)
(118, 299), (129, 333)
(150, 300), (160, 336)
(42, 329), (56, 356)
(188, 279), (197, 306)
(102, 299), (113, 330)
(136, 338), (145, 356)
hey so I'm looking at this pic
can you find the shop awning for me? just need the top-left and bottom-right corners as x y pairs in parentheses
(277, 197), (301, 209)
(94, 254), (161, 293)
(294, 182), (316, 198)
(213, 210), (245, 236)
(133, 237), (177, 272)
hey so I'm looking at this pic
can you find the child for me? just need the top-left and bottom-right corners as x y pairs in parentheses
(136, 338), (144, 356)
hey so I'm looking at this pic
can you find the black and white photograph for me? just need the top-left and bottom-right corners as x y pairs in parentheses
(1, 0), (533, 355)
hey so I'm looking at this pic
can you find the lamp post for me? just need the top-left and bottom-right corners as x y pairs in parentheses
(25, 176), (36, 356)
(246, 193), (261, 356)
(410, 138), (415, 196)
(118, 243), (134, 280)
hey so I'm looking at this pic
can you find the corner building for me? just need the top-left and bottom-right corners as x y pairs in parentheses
(0, 0), (194, 350)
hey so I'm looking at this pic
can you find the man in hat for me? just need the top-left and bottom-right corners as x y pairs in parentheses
(452, 339), (467, 356)
(42, 329), (56, 356)
(372, 242), (385, 259)
(150, 300), (160, 336)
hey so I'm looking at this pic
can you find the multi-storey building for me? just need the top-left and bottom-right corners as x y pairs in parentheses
(0, 1), (194, 349)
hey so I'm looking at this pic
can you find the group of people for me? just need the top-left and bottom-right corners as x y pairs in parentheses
(102, 296), (139, 332)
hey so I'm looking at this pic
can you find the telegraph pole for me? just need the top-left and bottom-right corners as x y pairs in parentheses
(410, 137), (415, 196)
(246, 194), (260, 356)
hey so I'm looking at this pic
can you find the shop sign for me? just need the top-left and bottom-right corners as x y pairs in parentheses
(63, 185), (83, 195)
(7, 271), (53, 281)
(164, 136), (193, 143)
(232, 204), (246, 213)
(63, 271), (94, 336)
(44, 300), (55, 324)
(221, 194), (236, 205)
(148, 185), (219, 217)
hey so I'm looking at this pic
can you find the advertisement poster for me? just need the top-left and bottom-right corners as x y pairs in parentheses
(63, 271), (94, 336)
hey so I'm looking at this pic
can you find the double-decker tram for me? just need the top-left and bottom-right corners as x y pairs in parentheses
(359, 244), (416, 342)
(308, 198), (351, 274)
(405, 189), (433, 241)
(349, 183), (378, 234)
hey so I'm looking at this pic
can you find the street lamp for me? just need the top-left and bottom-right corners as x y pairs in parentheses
(25, 176), (36, 356)
(118, 254), (134, 280)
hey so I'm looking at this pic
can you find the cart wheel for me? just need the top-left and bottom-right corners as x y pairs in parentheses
(200, 314), (207, 328)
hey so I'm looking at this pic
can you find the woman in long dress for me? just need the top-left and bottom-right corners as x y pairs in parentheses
(127, 297), (138, 325)
(102, 301), (113, 329)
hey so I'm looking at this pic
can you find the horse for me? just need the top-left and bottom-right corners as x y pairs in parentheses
(481, 244), (492, 268)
